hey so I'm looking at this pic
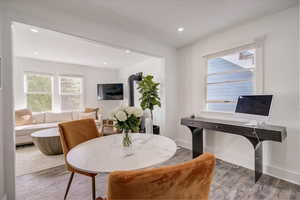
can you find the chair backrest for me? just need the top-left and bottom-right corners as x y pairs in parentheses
(107, 153), (216, 200)
(58, 118), (100, 155)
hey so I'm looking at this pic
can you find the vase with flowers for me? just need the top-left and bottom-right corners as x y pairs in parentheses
(111, 106), (143, 148)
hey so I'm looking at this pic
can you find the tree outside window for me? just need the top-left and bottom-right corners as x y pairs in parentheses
(25, 73), (53, 112)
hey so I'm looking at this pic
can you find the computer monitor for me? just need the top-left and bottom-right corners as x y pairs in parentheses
(235, 95), (273, 126)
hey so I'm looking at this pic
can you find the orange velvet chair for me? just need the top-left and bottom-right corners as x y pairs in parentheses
(103, 153), (215, 200)
(58, 119), (101, 200)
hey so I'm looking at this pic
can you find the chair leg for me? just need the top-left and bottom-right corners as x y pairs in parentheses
(64, 172), (75, 200)
(92, 176), (96, 200)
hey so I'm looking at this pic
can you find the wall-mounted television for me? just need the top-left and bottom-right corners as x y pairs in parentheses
(97, 83), (124, 100)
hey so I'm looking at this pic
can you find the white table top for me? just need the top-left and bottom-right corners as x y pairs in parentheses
(67, 133), (177, 174)
(31, 128), (59, 138)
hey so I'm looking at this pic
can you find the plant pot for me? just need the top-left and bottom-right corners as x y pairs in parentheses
(145, 118), (153, 134)
(153, 125), (160, 135)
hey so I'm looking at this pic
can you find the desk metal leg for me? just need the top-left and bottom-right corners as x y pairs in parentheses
(187, 126), (263, 183)
(255, 142), (263, 182)
(188, 127), (203, 158)
(246, 137), (263, 183)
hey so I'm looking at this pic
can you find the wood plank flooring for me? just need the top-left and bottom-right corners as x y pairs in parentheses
(16, 147), (300, 200)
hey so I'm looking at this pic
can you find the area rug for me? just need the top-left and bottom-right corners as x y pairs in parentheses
(15, 145), (65, 176)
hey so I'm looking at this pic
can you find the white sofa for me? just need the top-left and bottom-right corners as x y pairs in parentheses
(15, 111), (102, 146)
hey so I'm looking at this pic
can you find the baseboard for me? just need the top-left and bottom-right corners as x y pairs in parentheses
(264, 164), (300, 185)
(176, 139), (300, 186)
(175, 139), (191, 150)
(1, 194), (7, 200)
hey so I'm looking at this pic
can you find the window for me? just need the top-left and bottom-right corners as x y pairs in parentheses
(59, 76), (83, 111)
(206, 47), (256, 112)
(24, 73), (53, 112)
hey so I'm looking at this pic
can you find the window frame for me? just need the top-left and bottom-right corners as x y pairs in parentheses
(58, 75), (84, 111)
(203, 41), (264, 113)
(24, 72), (54, 112)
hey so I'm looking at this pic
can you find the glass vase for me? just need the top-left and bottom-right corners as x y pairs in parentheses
(122, 130), (133, 156)
(122, 130), (132, 147)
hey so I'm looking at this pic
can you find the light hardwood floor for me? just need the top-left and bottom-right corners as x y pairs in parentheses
(16, 147), (300, 200)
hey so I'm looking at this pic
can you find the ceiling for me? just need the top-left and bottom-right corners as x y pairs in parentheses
(8, 0), (298, 47)
(12, 23), (153, 69)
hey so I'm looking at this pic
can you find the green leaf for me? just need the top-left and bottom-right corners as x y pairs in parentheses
(137, 75), (161, 113)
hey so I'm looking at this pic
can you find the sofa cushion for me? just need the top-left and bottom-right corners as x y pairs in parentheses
(32, 113), (45, 124)
(72, 111), (81, 120)
(15, 109), (33, 126)
(45, 112), (73, 123)
(85, 107), (100, 120)
(15, 120), (102, 145)
(15, 122), (58, 132)
(79, 112), (96, 120)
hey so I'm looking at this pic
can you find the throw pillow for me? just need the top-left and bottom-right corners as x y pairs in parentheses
(45, 112), (73, 123)
(84, 107), (100, 120)
(32, 113), (45, 124)
(79, 112), (96, 120)
(15, 109), (33, 126)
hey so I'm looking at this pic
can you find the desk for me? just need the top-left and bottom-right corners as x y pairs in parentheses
(66, 133), (177, 174)
(181, 117), (287, 182)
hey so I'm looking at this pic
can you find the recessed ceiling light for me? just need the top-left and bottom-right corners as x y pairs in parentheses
(177, 27), (184, 32)
(125, 49), (131, 54)
(30, 28), (39, 33)
(103, 62), (107, 65)
(33, 51), (39, 55)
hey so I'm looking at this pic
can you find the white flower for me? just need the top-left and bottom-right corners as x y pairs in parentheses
(115, 111), (127, 121)
(134, 108), (144, 117)
(125, 107), (136, 116)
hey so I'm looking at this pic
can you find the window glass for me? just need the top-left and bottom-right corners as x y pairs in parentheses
(59, 76), (83, 111)
(25, 73), (53, 112)
(206, 49), (255, 112)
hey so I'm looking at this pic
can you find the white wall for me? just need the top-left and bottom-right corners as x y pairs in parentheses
(177, 6), (300, 184)
(1, 2), (178, 199)
(13, 57), (119, 117)
(0, 3), (5, 200)
(118, 58), (165, 131)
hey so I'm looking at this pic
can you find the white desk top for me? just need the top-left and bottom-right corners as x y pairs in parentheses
(67, 133), (177, 174)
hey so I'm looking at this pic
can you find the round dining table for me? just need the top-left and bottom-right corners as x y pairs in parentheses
(66, 133), (177, 174)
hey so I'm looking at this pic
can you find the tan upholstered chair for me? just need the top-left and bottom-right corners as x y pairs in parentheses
(59, 119), (101, 200)
(100, 153), (215, 200)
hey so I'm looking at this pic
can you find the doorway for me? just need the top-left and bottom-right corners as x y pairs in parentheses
(11, 22), (165, 199)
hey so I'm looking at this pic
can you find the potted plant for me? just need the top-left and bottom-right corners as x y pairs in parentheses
(137, 75), (161, 134)
(111, 106), (143, 147)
